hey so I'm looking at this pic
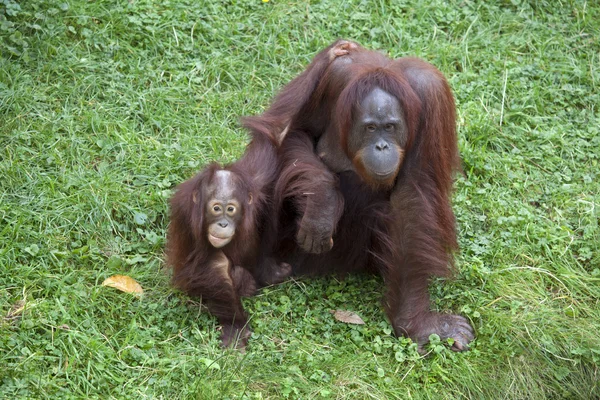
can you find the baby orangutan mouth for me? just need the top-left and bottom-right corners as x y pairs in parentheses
(208, 233), (233, 248)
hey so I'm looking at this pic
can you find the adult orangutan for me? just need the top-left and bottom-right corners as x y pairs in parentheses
(243, 40), (474, 351)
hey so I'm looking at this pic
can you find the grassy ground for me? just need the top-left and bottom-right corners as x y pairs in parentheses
(1, 0), (599, 398)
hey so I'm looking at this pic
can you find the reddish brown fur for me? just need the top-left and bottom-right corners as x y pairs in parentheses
(166, 126), (288, 348)
(244, 40), (473, 350)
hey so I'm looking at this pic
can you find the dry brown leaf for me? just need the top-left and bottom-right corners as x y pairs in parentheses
(331, 310), (365, 325)
(102, 275), (143, 294)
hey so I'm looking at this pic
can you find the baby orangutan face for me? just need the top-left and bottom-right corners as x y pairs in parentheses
(197, 170), (252, 248)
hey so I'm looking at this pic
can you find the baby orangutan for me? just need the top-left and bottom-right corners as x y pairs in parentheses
(167, 127), (290, 349)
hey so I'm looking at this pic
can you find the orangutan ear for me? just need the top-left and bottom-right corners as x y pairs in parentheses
(247, 193), (253, 205)
(192, 191), (198, 204)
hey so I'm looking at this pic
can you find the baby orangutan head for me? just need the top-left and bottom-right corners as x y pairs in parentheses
(194, 170), (252, 248)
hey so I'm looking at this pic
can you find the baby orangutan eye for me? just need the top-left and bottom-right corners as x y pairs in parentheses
(213, 205), (222, 213)
(226, 206), (236, 214)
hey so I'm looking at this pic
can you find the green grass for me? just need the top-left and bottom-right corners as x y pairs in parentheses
(1, 0), (599, 398)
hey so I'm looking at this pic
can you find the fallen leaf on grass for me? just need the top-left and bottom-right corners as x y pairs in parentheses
(102, 275), (143, 294)
(331, 310), (365, 325)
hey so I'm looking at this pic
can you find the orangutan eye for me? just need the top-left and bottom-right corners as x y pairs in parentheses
(366, 124), (376, 132)
(226, 206), (236, 214)
(385, 123), (394, 131)
(213, 205), (222, 213)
